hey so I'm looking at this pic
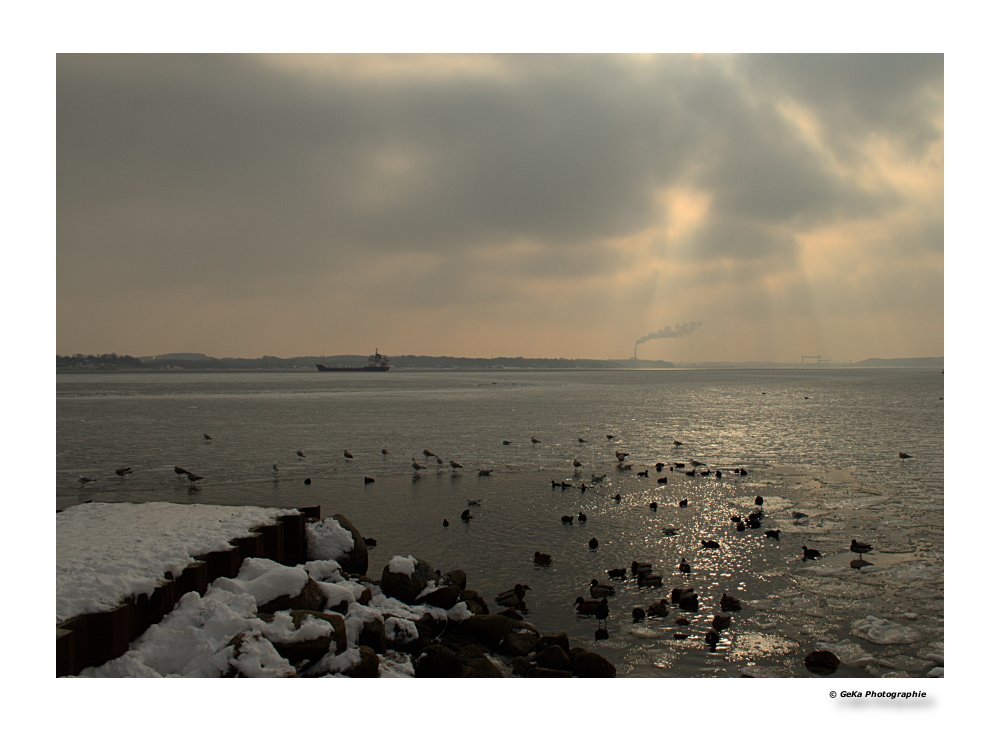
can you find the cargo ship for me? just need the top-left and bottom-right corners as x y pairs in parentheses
(316, 349), (391, 372)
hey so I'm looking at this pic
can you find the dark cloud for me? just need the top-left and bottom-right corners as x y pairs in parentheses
(56, 54), (943, 360)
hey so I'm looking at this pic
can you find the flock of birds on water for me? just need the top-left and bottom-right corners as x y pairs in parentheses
(75, 428), (899, 655)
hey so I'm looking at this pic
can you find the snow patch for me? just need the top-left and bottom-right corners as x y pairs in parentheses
(851, 615), (921, 645)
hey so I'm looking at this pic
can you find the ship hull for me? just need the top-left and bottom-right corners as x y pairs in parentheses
(316, 364), (390, 372)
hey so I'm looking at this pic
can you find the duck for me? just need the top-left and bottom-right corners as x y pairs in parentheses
(411, 459), (427, 471)
(647, 599), (670, 617)
(364, 476), (375, 484)
(720, 593), (742, 612)
(422, 449), (437, 460)
(363, 537), (377, 547)
(533, 551), (552, 566)
(649, 501), (658, 511)
(631, 560), (652, 576)
(711, 614), (732, 631)
(578, 512), (588, 522)
(637, 572), (663, 588)
(450, 460), (463, 469)
(478, 469), (493, 477)
(705, 629), (720, 649)
(589, 579), (616, 597)
(638, 470), (649, 478)
(701, 539), (721, 550)
(574, 596), (608, 615)
(678, 558), (691, 574)
(662, 526), (679, 536)
(343, 450), (354, 459)
(381, 448), (390, 456)
(460, 509), (473, 522)
(755, 495), (764, 507)
(632, 607), (646, 622)
(496, 584), (531, 607)
(296, 450), (306, 458)
(764, 529), (781, 541)
(588, 537), (600, 550)
(595, 600), (610, 627)
(531, 437), (542, 444)
(607, 567), (627, 580)
(186, 472), (204, 483)
(573, 459), (584, 468)
(442, 518), (449, 527)
(802, 545), (822, 561)
(115, 466), (132, 477)
(899, 452), (912, 459)
(174, 466), (189, 475)
(655, 462), (666, 471)
(657, 476), (669, 484)
(561, 515), (574, 524)
(678, 499), (688, 507)
(303, 477), (312, 485)
(850, 539), (873, 557)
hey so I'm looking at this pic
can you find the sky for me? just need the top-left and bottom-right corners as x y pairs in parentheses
(55, 52), (943, 363)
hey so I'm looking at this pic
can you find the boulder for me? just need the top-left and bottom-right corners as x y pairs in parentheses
(463, 614), (515, 650)
(380, 557), (437, 604)
(458, 646), (505, 678)
(569, 647), (616, 678)
(415, 644), (464, 677)
(264, 610), (347, 664)
(500, 626), (541, 657)
(418, 585), (462, 609)
(461, 589), (490, 615)
(804, 650), (841, 675)
(442, 569), (468, 590)
(345, 646), (380, 678)
(331, 513), (369, 575)
(537, 632), (570, 654)
(533, 644), (572, 672)
(258, 577), (327, 614)
(358, 616), (387, 654)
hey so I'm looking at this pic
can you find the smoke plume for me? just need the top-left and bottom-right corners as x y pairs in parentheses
(635, 321), (703, 346)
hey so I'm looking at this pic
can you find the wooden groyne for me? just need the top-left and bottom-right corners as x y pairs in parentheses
(56, 506), (321, 677)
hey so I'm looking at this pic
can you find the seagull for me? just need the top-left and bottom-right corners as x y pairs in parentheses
(802, 545), (822, 561)
(411, 459), (427, 471)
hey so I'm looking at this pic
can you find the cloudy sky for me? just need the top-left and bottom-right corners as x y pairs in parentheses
(56, 52), (943, 362)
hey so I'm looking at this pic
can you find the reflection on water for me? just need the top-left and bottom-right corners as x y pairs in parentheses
(57, 368), (943, 677)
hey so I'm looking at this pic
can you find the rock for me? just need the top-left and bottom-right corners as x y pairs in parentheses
(415, 612), (449, 644)
(569, 647), (616, 677)
(533, 644), (572, 671)
(463, 614), (515, 650)
(332, 513), (369, 575)
(804, 650), (841, 675)
(345, 645), (380, 678)
(418, 585), (462, 609)
(442, 569), (468, 590)
(359, 616), (387, 654)
(264, 610), (347, 664)
(380, 557), (437, 604)
(258, 577), (327, 614)
(460, 589), (491, 615)
(414, 644), (464, 677)
(458, 646), (505, 677)
(500, 626), (541, 657)
(536, 632), (570, 654)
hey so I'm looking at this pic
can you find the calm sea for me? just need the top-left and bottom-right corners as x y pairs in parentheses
(56, 368), (944, 677)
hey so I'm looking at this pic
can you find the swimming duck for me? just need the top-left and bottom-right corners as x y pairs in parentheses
(637, 572), (663, 588)
(450, 460), (463, 469)
(203, 433), (212, 440)
(574, 596), (608, 615)
(764, 529), (781, 541)
(679, 499), (688, 507)
(712, 614), (732, 631)
(343, 450), (354, 459)
(561, 515), (574, 524)
(363, 476), (375, 484)
(461, 509), (473, 522)
(678, 558), (691, 574)
(589, 579), (616, 597)
(899, 452), (912, 459)
(720, 593), (742, 612)
(296, 450), (305, 458)
(303, 477), (312, 485)
(631, 560), (652, 576)
(607, 567), (627, 580)
(647, 599), (670, 617)
(802, 545), (822, 561)
(533, 551), (552, 566)
(705, 629), (720, 649)
(632, 607), (646, 622)
(496, 584), (531, 607)
(115, 467), (132, 477)
(755, 495), (764, 507)
(649, 501), (658, 511)
(442, 518), (449, 527)
(578, 512), (588, 522)
(701, 539), (721, 550)
(657, 476), (669, 484)
(588, 537), (600, 550)
(478, 469), (493, 476)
